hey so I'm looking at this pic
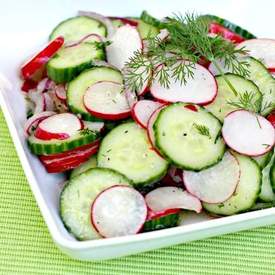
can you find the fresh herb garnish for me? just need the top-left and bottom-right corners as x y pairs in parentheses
(125, 12), (249, 96)
(79, 128), (95, 136)
(193, 123), (211, 139)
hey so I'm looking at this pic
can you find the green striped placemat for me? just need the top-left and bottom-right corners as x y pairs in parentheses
(0, 110), (274, 275)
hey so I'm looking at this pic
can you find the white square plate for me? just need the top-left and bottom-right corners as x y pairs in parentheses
(0, 0), (275, 261)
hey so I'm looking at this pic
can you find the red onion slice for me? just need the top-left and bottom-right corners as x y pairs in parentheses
(78, 11), (115, 38)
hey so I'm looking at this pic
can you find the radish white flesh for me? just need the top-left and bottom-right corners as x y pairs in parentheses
(151, 62), (217, 104)
(125, 89), (138, 108)
(222, 110), (275, 156)
(43, 93), (55, 111)
(38, 113), (83, 137)
(145, 187), (202, 213)
(237, 39), (275, 70)
(106, 25), (142, 70)
(91, 185), (147, 238)
(183, 152), (240, 203)
(24, 111), (56, 136)
(132, 100), (163, 128)
(83, 81), (131, 120)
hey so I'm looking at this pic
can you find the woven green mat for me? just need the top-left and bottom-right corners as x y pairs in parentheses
(0, 111), (275, 275)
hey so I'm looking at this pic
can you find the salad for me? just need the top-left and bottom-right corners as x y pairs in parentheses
(20, 11), (275, 240)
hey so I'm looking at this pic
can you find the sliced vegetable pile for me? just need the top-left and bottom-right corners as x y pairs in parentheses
(21, 10), (275, 240)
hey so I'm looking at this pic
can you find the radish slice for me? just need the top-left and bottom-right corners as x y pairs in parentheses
(106, 25), (142, 70)
(91, 185), (147, 238)
(132, 100), (163, 129)
(83, 121), (105, 132)
(183, 152), (240, 203)
(151, 62), (217, 105)
(108, 16), (138, 27)
(145, 187), (202, 213)
(54, 84), (67, 102)
(35, 113), (83, 140)
(37, 78), (54, 93)
(83, 81), (131, 120)
(24, 111), (56, 136)
(78, 11), (115, 38)
(147, 106), (166, 148)
(222, 110), (275, 156)
(237, 39), (275, 70)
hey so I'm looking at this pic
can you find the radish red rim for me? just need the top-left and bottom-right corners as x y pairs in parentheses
(150, 62), (217, 105)
(91, 185), (147, 238)
(145, 187), (202, 213)
(35, 113), (84, 140)
(83, 81), (131, 120)
(132, 100), (164, 129)
(222, 110), (275, 156)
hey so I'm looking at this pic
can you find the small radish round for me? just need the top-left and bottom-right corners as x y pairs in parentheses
(183, 152), (240, 203)
(35, 113), (83, 140)
(54, 84), (67, 102)
(145, 187), (202, 213)
(24, 111), (56, 136)
(125, 89), (138, 108)
(237, 39), (275, 70)
(91, 185), (147, 238)
(222, 110), (275, 156)
(83, 81), (131, 120)
(132, 100), (164, 129)
(106, 25), (142, 70)
(151, 62), (217, 105)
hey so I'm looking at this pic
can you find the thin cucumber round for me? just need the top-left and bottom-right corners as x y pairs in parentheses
(60, 168), (131, 240)
(253, 151), (273, 169)
(97, 121), (168, 186)
(49, 16), (107, 42)
(140, 11), (166, 29)
(154, 103), (225, 171)
(245, 57), (275, 116)
(259, 152), (275, 202)
(137, 19), (159, 39)
(70, 155), (97, 179)
(67, 66), (123, 121)
(205, 73), (262, 122)
(28, 130), (98, 155)
(203, 154), (261, 215)
(47, 43), (104, 83)
(203, 14), (256, 39)
(142, 213), (179, 232)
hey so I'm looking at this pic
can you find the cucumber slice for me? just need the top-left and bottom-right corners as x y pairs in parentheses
(47, 43), (104, 83)
(259, 152), (275, 202)
(28, 130), (98, 155)
(67, 66), (123, 121)
(49, 16), (107, 42)
(203, 154), (261, 215)
(205, 74), (262, 122)
(143, 213), (179, 232)
(97, 121), (168, 186)
(246, 57), (275, 116)
(253, 151), (272, 169)
(140, 11), (166, 29)
(204, 14), (256, 39)
(137, 19), (159, 39)
(60, 168), (131, 240)
(154, 103), (225, 171)
(70, 155), (97, 179)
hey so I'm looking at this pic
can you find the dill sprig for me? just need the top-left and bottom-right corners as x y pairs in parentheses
(227, 91), (262, 113)
(124, 12), (249, 95)
(193, 123), (211, 139)
(79, 128), (95, 136)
